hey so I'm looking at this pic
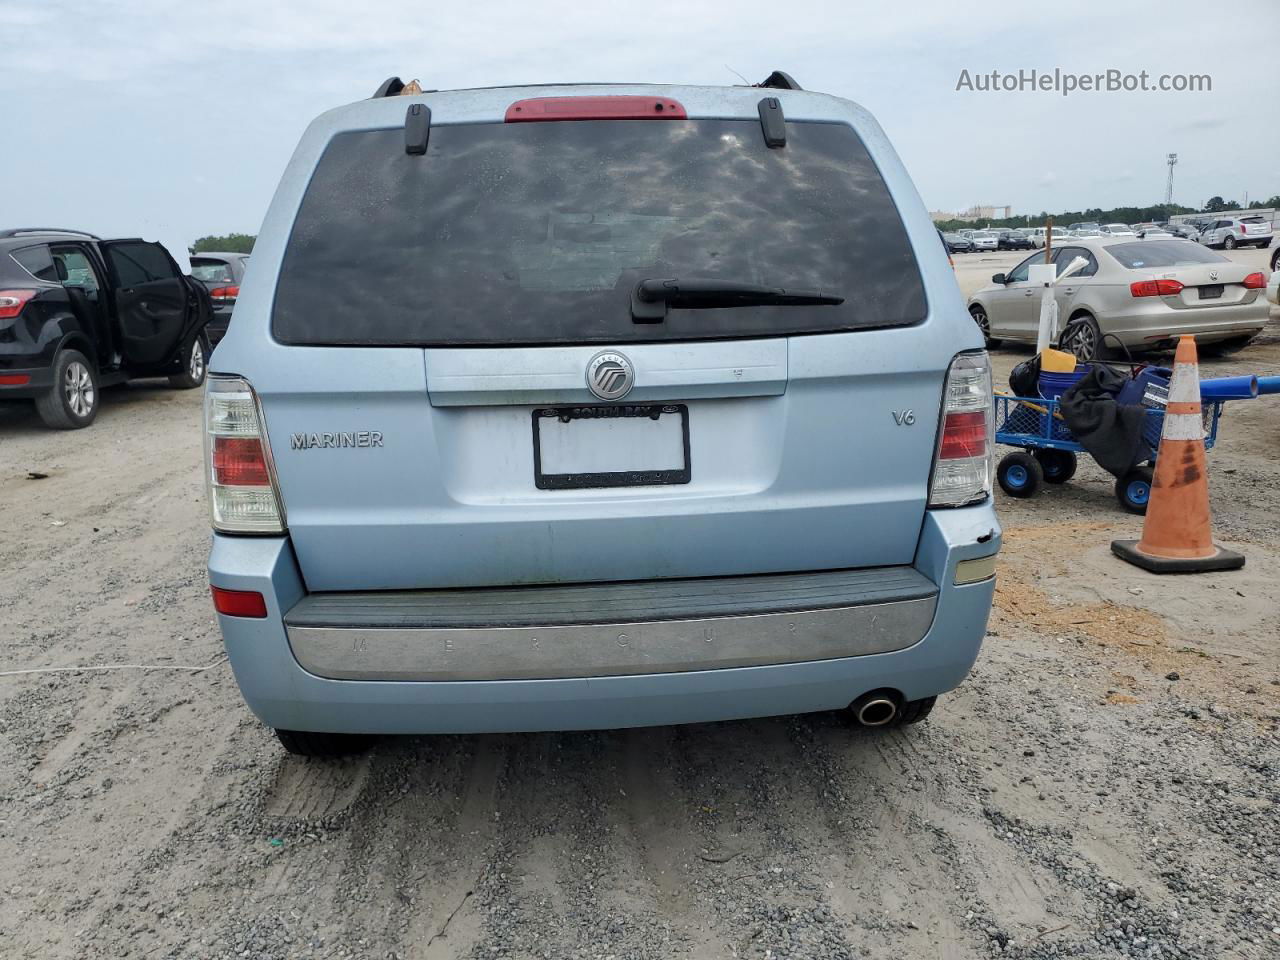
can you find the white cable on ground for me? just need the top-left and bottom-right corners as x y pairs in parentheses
(0, 655), (227, 678)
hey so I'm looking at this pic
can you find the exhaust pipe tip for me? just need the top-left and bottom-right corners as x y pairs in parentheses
(851, 693), (899, 727)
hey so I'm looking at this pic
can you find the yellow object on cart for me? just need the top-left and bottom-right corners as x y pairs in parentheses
(1039, 348), (1077, 373)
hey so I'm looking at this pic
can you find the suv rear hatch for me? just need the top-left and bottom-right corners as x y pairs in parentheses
(255, 96), (951, 591)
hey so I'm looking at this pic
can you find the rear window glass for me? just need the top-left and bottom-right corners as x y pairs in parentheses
(273, 119), (926, 346)
(191, 258), (235, 283)
(104, 242), (178, 286)
(1106, 241), (1227, 269)
(11, 244), (57, 282)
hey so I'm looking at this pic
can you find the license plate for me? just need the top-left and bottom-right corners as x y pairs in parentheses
(1198, 284), (1224, 300)
(533, 404), (690, 489)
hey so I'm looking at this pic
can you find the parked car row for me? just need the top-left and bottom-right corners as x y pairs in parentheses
(948, 217), (1273, 254)
(943, 228), (1030, 252)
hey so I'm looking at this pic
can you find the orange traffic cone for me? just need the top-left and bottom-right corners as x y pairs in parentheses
(1112, 335), (1245, 573)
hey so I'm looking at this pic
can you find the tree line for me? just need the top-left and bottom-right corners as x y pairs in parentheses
(190, 233), (255, 254)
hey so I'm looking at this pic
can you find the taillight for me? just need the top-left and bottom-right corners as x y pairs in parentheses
(0, 289), (37, 319)
(204, 376), (285, 533)
(210, 586), (268, 618)
(208, 285), (239, 300)
(1129, 278), (1184, 298)
(929, 352), (993, 508)
(1242, 272), (1265, 289)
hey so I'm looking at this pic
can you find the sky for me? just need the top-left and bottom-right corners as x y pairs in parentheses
(2, 0), (1277, 269)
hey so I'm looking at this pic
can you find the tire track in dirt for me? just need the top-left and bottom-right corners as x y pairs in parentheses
(662, 718), (863, 959)
(400, 734), (507, 960)
(474, 732), (603, 958)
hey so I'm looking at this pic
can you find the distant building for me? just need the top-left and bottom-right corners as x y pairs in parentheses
(930, 205), (1012, 223)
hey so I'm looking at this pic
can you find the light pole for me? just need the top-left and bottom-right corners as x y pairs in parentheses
(1165, 153), (1177, 206)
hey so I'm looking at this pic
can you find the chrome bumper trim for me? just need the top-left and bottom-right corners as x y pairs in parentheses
(286, 596), (938, 681)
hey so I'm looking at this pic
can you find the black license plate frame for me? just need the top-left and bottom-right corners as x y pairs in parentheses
(1198, 284), (1224, 300)
(532, 404), (691, 490)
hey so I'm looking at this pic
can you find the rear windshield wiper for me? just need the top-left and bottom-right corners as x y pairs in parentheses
(631, 277), (844, 322)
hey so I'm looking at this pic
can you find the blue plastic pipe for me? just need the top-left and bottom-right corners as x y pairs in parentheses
(1199, 375), (1259, 400)
(1258, 376), (1280, 396)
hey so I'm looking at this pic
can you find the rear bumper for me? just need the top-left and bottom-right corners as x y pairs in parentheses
(0, 366), (53, 399)
(1103, 297), (1268, 346)
(284, 567), (939, 681)
(208, 505), (1000, 734)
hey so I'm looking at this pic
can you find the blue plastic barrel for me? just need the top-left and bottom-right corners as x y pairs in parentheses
(1259, 376), (1280, 396)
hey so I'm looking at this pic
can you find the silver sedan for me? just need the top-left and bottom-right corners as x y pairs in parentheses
(966, 237), (1268, 360)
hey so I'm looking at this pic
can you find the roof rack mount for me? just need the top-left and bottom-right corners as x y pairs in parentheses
(372, 76), (432, 99)
(756, 71), (801, 91)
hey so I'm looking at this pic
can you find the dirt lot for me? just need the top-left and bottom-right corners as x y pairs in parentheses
(1, 262), (1277, 959)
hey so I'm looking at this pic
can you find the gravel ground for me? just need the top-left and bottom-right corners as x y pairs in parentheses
(0, 280), (1277, 959)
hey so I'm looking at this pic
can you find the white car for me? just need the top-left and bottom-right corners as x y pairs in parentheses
(1102, 223), (1136, 237)
(1141, 228), (1175, 240)
(1029, 227), (1071, 249)
(969, 231), (999, 251)
(1199, 216), (1273, 251)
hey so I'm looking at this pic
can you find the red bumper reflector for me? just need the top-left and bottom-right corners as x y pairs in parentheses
(505, 96), (687, 122)
(0, 374), (32, 386)
(212, 436), (271, 486)
(938, 411), (988, 459)
(211, 586), (268, 619)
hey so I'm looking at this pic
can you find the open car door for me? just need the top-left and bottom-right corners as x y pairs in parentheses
(99, 240), (201, 368)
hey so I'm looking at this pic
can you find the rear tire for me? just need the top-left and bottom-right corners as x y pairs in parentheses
(35, 349), (99, 429)
(274, 729), (374, 757)
(1223, 235), (1236, 250)
(1115, 465), (1154, 515)
(1034, 449), (1077, 484)
(968, 304), (1000, 348)
(169, 334), (208, 389)
(897, 696), (936, 725)
(1060, 313), (1103, 362)
(998, 451), (1044, 498)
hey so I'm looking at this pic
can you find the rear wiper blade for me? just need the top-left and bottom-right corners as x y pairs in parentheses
(631, 277), (844, 322)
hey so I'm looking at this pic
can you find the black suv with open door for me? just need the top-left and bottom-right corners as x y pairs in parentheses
(0, 228), (211, 428)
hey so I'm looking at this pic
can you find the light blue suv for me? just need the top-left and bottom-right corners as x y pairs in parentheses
(205, 73), (1000, 755)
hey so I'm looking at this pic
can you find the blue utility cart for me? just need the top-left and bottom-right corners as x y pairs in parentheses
(992, 393), (1225, 514)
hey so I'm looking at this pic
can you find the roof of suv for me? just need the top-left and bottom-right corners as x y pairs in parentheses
(306, 79), (875, 141)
